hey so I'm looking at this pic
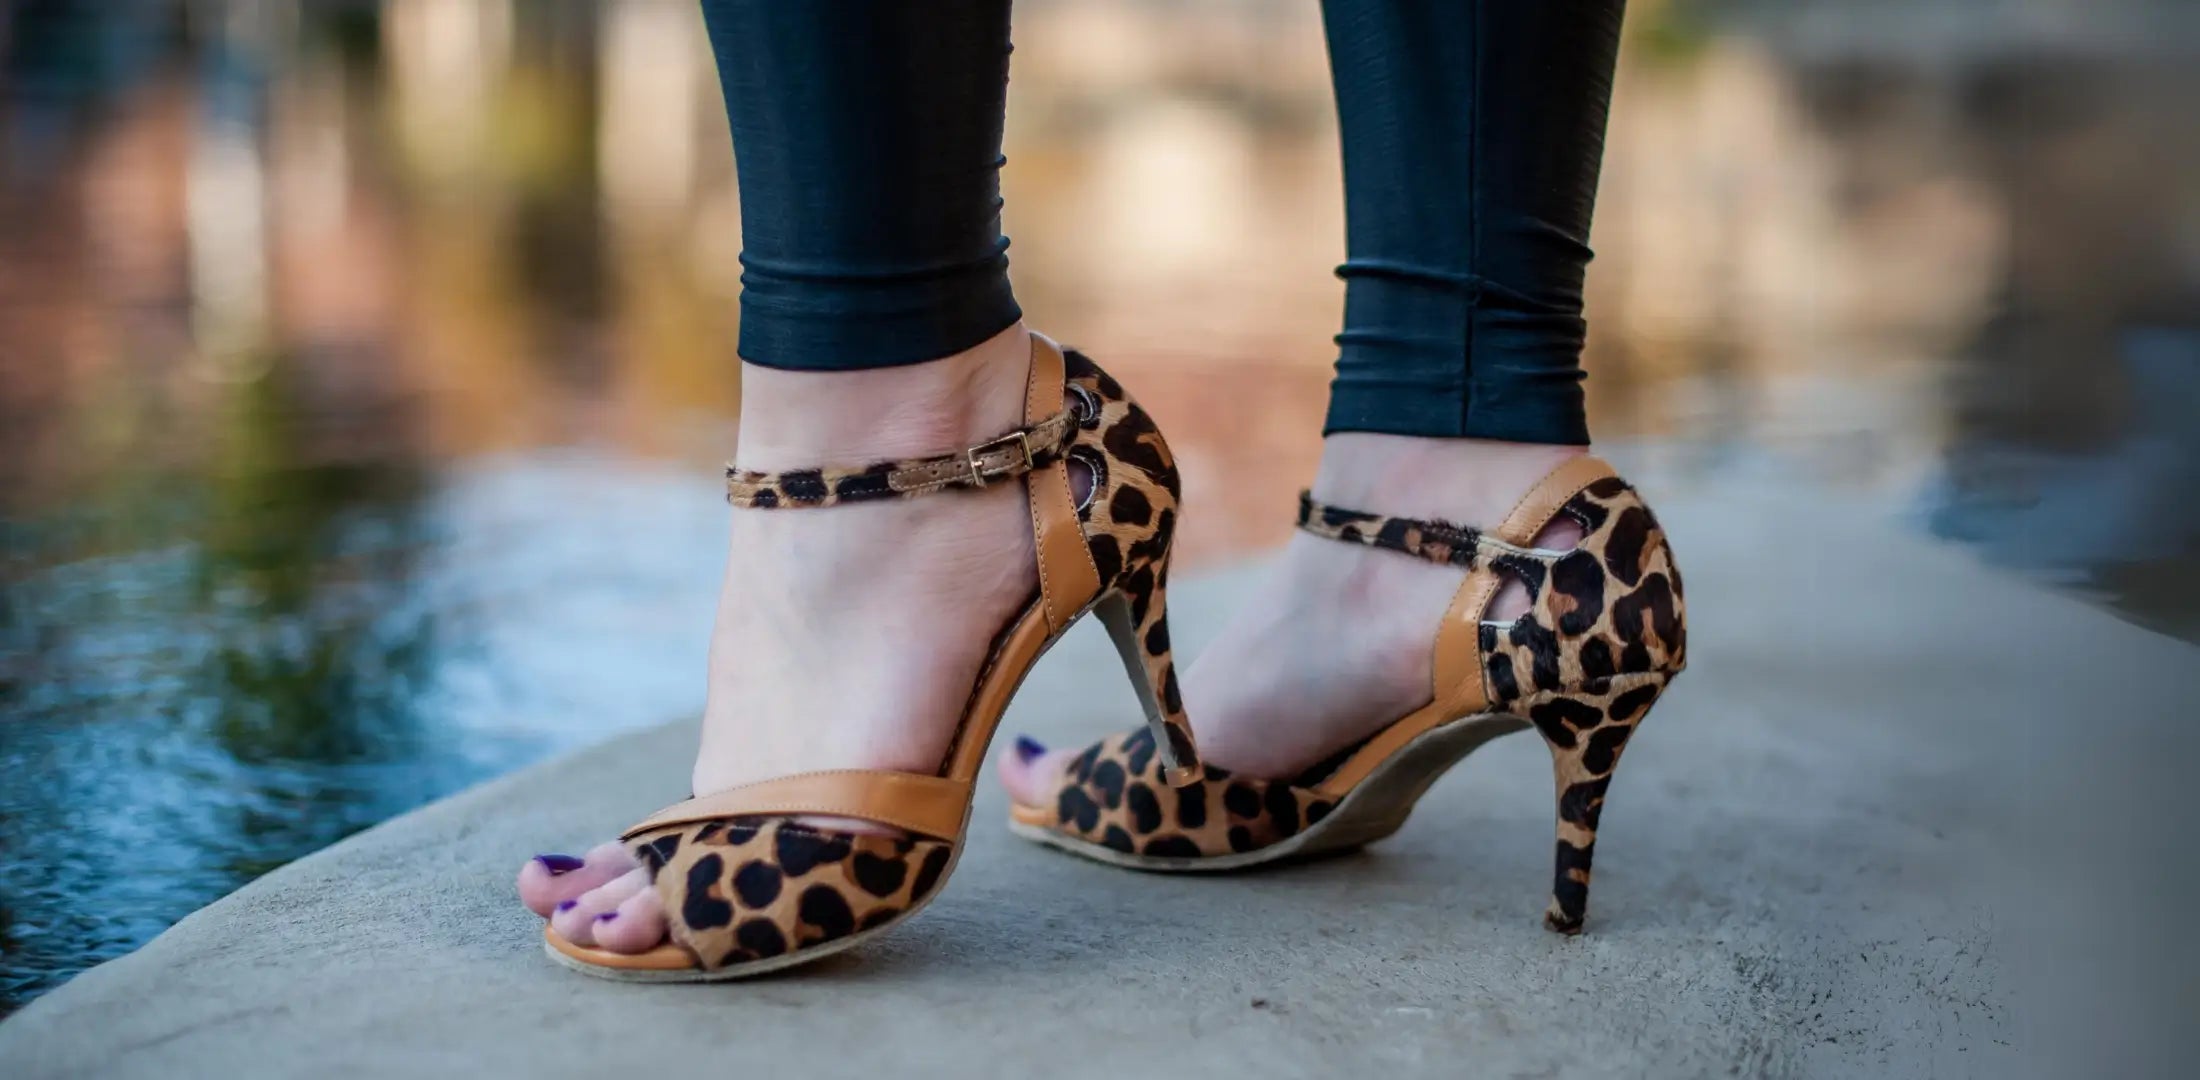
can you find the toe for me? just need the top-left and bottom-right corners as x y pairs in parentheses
(996, 736), (1080, 809)
(588, 886), (669, 954)
(549, 867), (648, 946)
(517, 842), (636, 917)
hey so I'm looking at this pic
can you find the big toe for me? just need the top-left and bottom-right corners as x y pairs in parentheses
(519, 842), (636, 918)
(997, 737), (1081, 809)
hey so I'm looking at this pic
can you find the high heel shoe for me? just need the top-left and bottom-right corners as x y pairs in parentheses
(1009, 455), (1686, 934)
(544, 333), (1199, 980)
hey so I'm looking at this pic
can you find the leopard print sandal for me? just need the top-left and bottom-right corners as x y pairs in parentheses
(543, 333), (1201, 980)
(1009, 454), (1687, 934)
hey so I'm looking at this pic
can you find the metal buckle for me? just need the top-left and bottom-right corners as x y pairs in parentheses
(966, 430), (1032, 487)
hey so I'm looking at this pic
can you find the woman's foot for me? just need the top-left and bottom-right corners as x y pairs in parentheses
(999, 433), (1585, 801)
(520, 325), (1042, 953)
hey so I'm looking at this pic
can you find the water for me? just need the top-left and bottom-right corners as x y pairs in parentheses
(3, 0), (2195, 1015)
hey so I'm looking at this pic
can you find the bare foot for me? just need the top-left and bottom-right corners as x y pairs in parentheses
(522, 325), (1041, 952)
(1000, 434), (1583, 801)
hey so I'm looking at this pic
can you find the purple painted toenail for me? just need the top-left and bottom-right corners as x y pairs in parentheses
(535, 854), (585, 875)
(595, 912), (618, 923)
(1013, 735), (1046, 762)
(556, 900), (577, 912)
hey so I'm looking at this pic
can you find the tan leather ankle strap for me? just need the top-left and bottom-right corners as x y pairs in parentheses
(724, 406), (1079, 508)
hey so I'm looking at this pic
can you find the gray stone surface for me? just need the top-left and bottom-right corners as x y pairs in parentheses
(4, 479), (2196, 1078)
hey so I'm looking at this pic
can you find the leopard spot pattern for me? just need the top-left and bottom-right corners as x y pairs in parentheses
(629, 819), (951, 970)
(1482, 479), (1686, 712)
(1043, 729), (1338, 857)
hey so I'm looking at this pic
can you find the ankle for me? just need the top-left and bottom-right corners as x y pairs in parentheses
(1309, 433), (1586, 529)
(735, 323), (1032, 471)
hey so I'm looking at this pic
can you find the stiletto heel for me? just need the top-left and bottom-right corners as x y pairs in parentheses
(1093, 557), (1198, 787)
(539, 333), (1197, 980)
(1014, 454), (1686, 933)
(1524, 671), (1670, 934)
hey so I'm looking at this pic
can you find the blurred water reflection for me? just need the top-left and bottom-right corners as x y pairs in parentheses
(2, 0), (2195, 1013)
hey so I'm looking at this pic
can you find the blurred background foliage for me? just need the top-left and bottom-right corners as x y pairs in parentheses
(2, 0), (2196, 1014)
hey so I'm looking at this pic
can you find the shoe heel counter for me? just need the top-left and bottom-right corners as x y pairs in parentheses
(1482, 477), (1687, 707)
(1062, 350), (1181, 591)
(1617, 484), (1687, 674)
(1555, 478), (1686, 681)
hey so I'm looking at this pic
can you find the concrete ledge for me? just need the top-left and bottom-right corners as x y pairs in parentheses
(5, 479), (2197, 1078)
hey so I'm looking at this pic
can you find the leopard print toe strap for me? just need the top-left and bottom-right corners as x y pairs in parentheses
(725, 407), (1079, 508)
(630, 818), (953, 971)
(1040, 728), (1341, 858)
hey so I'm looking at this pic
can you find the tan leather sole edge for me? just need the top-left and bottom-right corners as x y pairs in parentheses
(1009, 711), (1532, 872)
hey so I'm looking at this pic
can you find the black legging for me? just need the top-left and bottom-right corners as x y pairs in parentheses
(700, 0), (1624, 447)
